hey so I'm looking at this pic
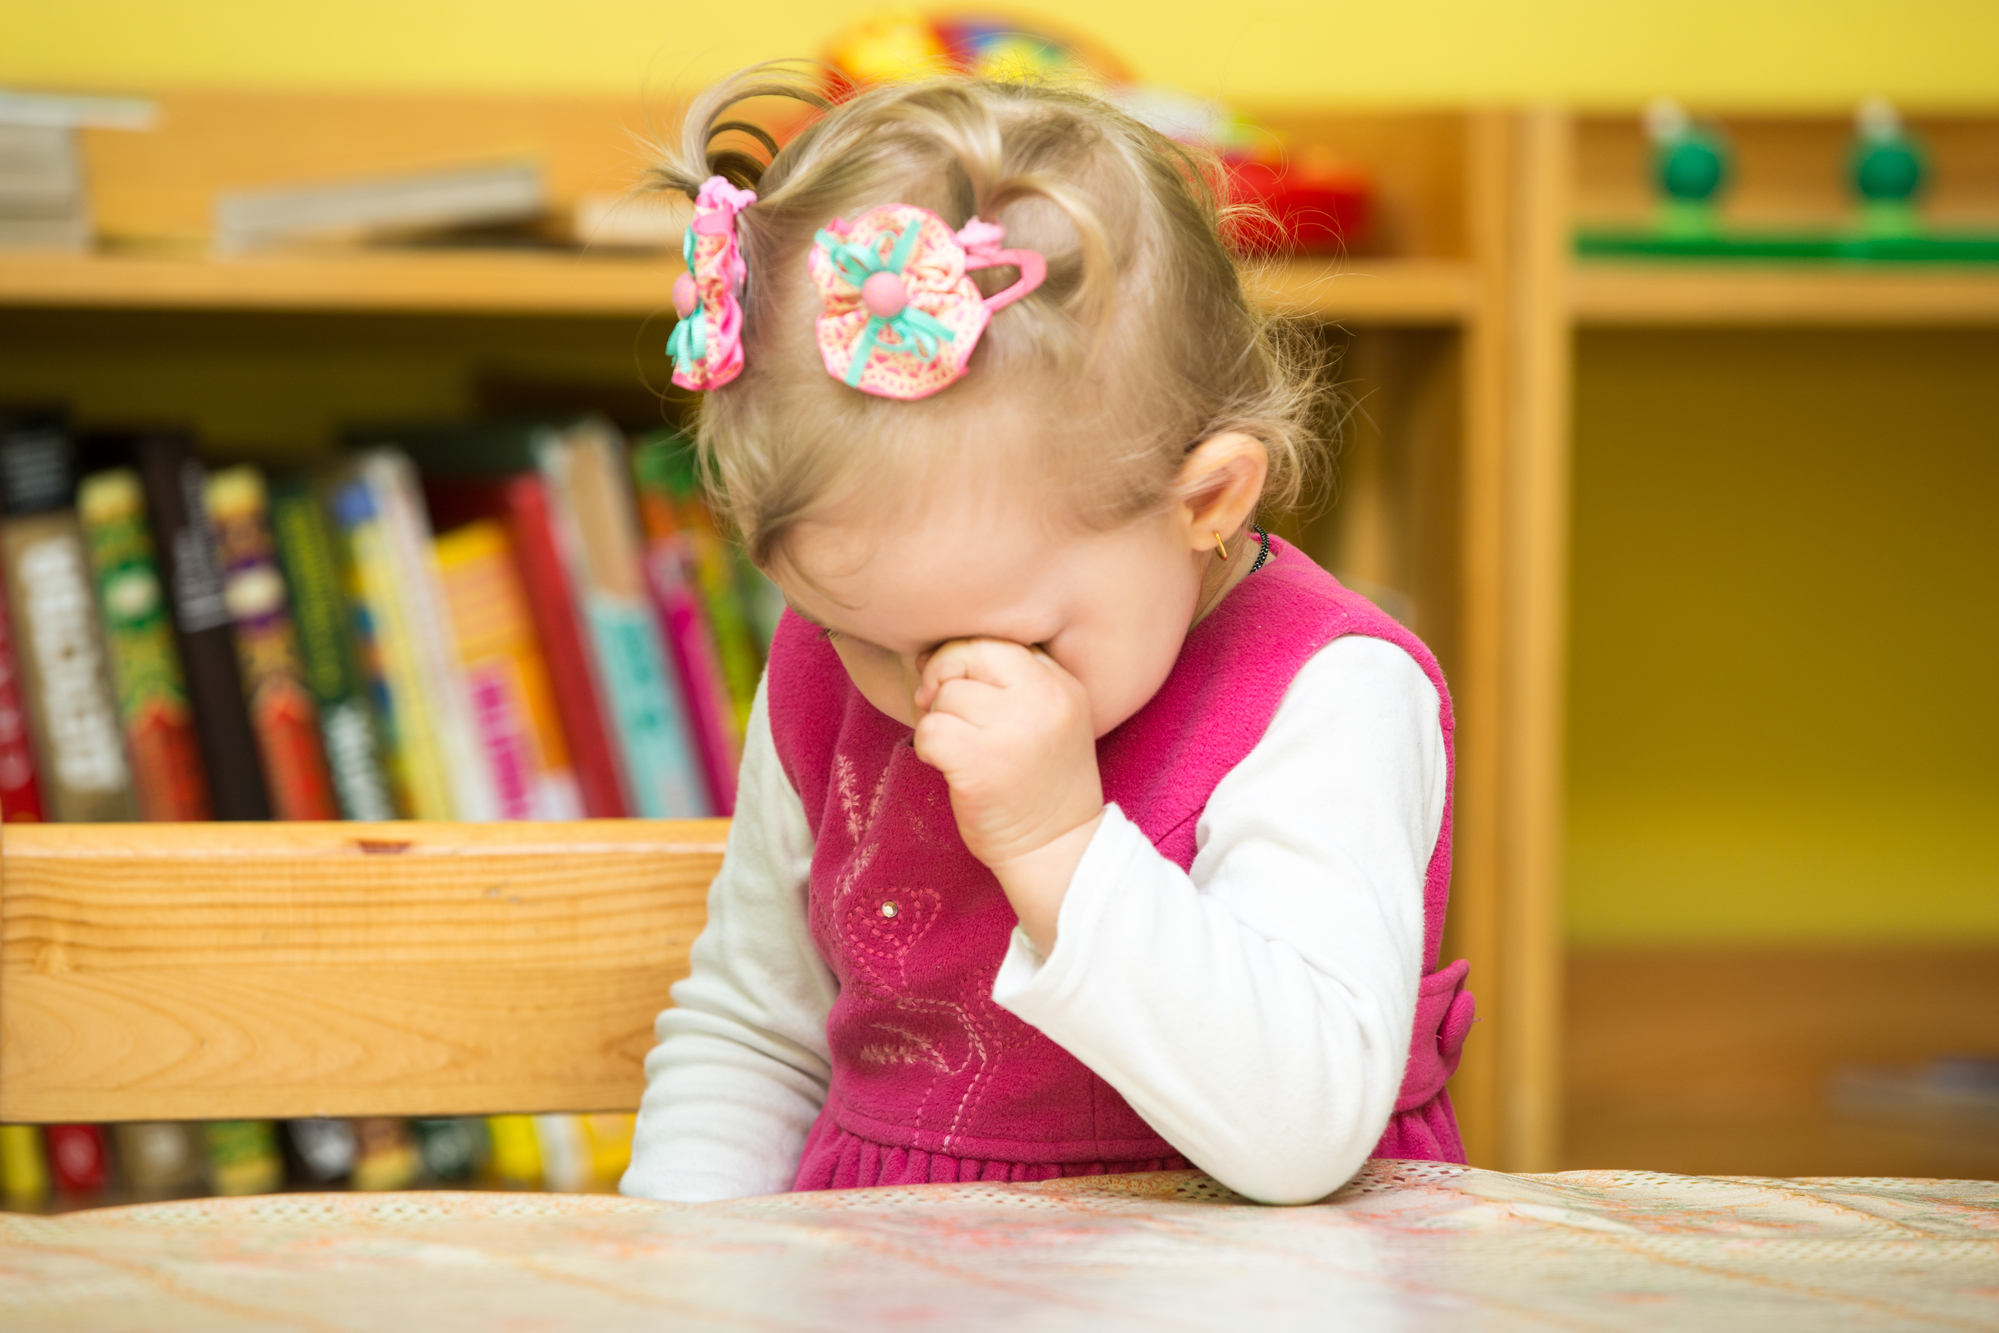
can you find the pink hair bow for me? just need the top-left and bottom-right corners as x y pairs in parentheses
(669, 176), (757, 391)
(809, 205), (1047, 400)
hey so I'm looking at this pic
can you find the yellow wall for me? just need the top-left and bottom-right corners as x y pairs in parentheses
(1567, 328), (1999, 945)
(5, 0), (1999, 109)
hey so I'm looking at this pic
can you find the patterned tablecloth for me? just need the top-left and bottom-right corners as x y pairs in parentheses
(4, 1161), (1996, 1331)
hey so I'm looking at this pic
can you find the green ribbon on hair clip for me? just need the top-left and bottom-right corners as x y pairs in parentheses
(666, 226), (708, 372)
(816, 220), (955, 388)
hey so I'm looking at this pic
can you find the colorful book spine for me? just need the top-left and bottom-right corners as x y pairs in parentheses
(631, 441), (740, 814)
(0, 552), (46, 822)
(283, 1118), (356, 1186)
(202, 1120), (283, 1196)
(267, 478), (398, 822)
(532, 1115), (592, 1193)
(43, 1123), (109, 1198)
(579, 1113), (636, 1190)
(113, 1122), (206, 1199)
(0, 1124), (49, 1210)
(207, 467), (341, 821)
(485, 1115), (543, 1189)
(76, 468), (213, 822)
(134, 433), (271, 820)
(2, 513), (135, 822)
(539, 422), (708, 819)
(331, 474), (454, 821)
(634, 432), (766, 738)
(336, 453), (498, 822)
(433, 519), (581, 820)
(349, 1118), (420, 1192)
(412, 1118), (487, 1183)
(424, 476), (629, 819)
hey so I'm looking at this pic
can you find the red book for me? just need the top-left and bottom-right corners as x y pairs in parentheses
(630, 466), (739, 815)
(425, 476), (627, 819)
(208, 467), (340, 821)
(45, 1124), (108, 1197)
(0, 548), (46, 822)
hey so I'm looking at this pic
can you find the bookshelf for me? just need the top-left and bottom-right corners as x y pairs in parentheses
(0, 92), (1573, 1188)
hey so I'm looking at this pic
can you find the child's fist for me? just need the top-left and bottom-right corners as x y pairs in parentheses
(912, 639), (1104, 939)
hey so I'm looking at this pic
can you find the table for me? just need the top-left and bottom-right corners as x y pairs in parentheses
(4, 1161), (1995, 1330)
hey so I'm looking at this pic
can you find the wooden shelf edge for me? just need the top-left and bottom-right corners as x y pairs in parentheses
(0, 249), (684, 317)
(1572, 262), (1999, 327)
(0, 251), (1478, 324)
(1248, 258), (1477, 325)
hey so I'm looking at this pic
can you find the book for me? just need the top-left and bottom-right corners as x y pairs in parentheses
(132, 431), (271, 820)
(485, 1115), (543, 1189)
(579, 1114), (636, 1189)
(77, 468), (213, 821)
(0, 1124), (49, 1210)
(283, 1118), (356, 1186)
(532, 1115), (592, 1193)
(630, 439), (741, 814)
(0, 547), (47, 821)
(110, 1122), (204, 1199)
(330, 453), (497, 821)
(632, 433), (766, 739)
(539, 422), (709, 818)
(202, 1120), (283, 1196)
(424, 473), (627, 818)
(0, 411), (134, 822)
(207, 466), (340, 821)
(433, 519), (581, 820)
(0, 123), (86, 251)
(212, 159), (546, 254)
(267, 477), (398, 821)
(349, 1117), (421, 1192)
(412, 1118), (487, 1184)
(43, 1124), (109, 1198)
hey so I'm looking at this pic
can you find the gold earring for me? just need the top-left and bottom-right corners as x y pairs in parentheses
(1213, 531), (1229, 561)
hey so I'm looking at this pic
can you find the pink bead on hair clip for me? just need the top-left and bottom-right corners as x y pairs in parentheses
(668, 176), (757, 392)
(809, 205), (1047, 400)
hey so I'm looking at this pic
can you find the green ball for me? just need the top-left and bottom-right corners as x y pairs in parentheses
(1657, 136), (1727, 202)
(1853, 141), (1924, 201)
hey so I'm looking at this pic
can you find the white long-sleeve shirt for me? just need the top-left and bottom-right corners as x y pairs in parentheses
(623, 633), (1446, 1205)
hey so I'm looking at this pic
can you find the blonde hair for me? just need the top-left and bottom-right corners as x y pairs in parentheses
(649, 65), (1325, 566)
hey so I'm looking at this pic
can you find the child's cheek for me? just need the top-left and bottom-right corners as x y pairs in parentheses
(830, 636), (919, 728)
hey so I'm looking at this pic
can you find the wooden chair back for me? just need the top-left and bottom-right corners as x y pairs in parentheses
(0, 819), (725, 1123)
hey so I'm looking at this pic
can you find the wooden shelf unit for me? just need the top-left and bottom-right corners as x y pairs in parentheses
(1555, 109), (1999, 1178)
(0, 93), (1569, 1173)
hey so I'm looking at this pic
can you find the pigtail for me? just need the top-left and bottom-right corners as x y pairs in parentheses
(646, 63), (829, 200)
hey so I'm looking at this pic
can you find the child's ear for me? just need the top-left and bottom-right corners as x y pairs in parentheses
(1176, 432), (1268, 553)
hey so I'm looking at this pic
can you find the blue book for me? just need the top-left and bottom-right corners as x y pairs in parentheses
(536, 422), (709, 819)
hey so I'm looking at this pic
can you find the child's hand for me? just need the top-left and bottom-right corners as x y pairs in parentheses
(912, 638), (1105, 953)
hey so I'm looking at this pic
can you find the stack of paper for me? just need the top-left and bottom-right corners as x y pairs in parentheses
(0, 91), (154, 251)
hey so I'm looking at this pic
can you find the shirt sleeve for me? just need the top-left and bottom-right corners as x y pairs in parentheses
(991, 634), (1446, 1205)
(620, 674), (836, 1202)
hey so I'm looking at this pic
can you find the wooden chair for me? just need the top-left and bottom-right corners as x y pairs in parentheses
(0, 820), (727, 1123)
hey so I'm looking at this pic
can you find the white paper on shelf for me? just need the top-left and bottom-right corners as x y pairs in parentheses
(212, 159), (547, 253)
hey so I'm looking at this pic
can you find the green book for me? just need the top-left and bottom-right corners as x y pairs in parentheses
(268, 477), (399, 822)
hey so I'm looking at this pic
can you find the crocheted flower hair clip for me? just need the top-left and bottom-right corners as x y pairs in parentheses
(668, 175), (1047, 401)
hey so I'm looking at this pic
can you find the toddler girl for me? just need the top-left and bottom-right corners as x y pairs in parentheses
(622, 69), (1474, 1206)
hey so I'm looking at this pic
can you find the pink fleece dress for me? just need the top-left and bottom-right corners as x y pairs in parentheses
(768, 536), (1476, 1191)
